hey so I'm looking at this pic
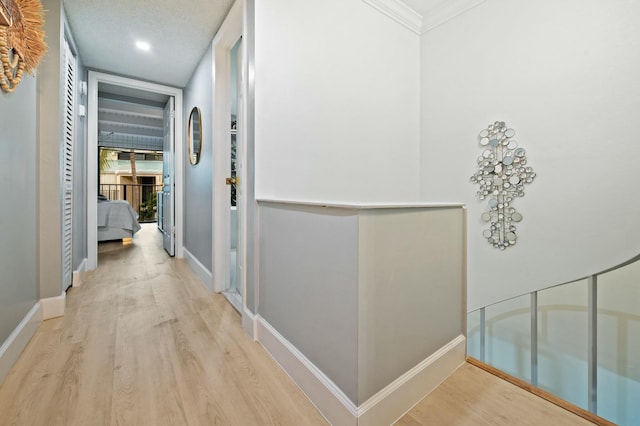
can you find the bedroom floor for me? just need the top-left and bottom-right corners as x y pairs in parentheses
(0, 224), (594, 425)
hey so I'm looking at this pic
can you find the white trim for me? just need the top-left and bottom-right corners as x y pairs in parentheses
(72, 271), (82, 288)
(72, 258), (88, 287)
(362, 0), (487, 35)
(183, 247), (213, 291)
(223, 290), (242, 313)
(242, 307), (257, 340)
(421, 0), (486, 33)
(257, 316), (466, 426)
(212, 0), (244, 295)
(362, 0), (423, 34)
(211, 0), (253, 344)
(0, 303), (41, 384)
(357, 335), (466, 425)
(256, 199), (464, 209)
(257, 316), (358, 426)
(87, 71), (184, 271)
(40, 293), (66, 320)
(75, 257), (88, 273)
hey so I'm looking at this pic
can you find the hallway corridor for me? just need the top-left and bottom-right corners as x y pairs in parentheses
(0, 225), (326, 425)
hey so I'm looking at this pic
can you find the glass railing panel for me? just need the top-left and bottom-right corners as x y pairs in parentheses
(598, 261), (640, 426)
(537, 279), (588, 410)
(485, 294), (531, 382)
(466, 309), (481, 360)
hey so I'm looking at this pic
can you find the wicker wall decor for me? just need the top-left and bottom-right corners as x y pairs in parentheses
(0, 0), (46, 93)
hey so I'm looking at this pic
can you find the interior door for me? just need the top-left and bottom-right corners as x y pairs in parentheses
(228, 37), (242, 304)
(62, 39), (76, 290)
(162, 97), (175, 256)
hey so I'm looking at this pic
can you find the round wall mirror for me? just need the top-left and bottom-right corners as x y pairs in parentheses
(188, 107), (202, 165)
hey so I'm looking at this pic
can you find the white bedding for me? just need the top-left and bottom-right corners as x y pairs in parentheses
(97, 200), (141, 239)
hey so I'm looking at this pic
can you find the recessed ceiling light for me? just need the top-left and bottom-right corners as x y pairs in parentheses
(136, 41), (150, 51)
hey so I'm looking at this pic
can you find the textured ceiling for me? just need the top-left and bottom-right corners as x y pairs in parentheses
(63, 0), (234, 87)
(62, 0), (456, 88)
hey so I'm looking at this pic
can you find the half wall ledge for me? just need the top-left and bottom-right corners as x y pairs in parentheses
(256, 200), (467, 425)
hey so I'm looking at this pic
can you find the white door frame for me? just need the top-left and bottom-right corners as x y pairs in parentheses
(212, 0), (248, 316)
(87, 71), (184, 270)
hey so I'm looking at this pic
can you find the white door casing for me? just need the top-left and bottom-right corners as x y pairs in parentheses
(87, 71), (184, 270)
(212, 0), (243, 294)
(212, 0), (250, 322)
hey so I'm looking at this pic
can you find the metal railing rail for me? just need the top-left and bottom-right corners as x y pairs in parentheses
(471, 253), (640, 424)
(99, 183), (162, 223)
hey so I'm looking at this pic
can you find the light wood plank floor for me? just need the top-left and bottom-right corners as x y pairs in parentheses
(0, 225), (327, 426)
(0, 224), (595, 425)
(396, 362), (595, 426)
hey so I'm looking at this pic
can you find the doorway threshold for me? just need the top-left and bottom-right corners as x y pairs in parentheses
(222, 289), (242, 314)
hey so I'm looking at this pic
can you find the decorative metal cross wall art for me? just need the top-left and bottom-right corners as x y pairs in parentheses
(470, 122), (536, 250)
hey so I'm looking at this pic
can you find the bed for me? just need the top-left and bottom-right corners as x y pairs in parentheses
(98, 199), (142, 242)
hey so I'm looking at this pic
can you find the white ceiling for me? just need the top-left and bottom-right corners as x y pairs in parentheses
(61, 0), (457, 89)
(63, 0), (235, 87)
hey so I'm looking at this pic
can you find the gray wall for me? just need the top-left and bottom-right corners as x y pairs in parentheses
(259, 203), (360, 402)
(357, 207), (465, 402)
(258, 203), (466, 405)
(0, 76), (39, 345)
(38, 0), (64, 298)
(183, 45), (213, 272)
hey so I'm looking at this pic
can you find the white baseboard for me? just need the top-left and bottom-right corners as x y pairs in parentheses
(76, 257), (88, 273)
(242, 308), (257, 340)
(257, 316), (466, 426)
(183, 248), (213, 291)
(72, 271), (82, 288)
(40, 293), (66, 320)
(358, 335), (466, 425)
(0, 303), (42, 384)
(72, 258), (88, 287)
(257, 316), (358, 426)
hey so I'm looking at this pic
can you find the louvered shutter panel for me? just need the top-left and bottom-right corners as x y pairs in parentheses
(62, 40), (76, 290)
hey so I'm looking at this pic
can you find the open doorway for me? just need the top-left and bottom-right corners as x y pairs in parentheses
(87, 72), (184, 270)
(97, 88), (166, 234)
(211, 0), (249, 325)
(223, 37), (243, 311)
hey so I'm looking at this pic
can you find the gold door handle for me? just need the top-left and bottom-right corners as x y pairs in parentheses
(225, 177), (238, 185)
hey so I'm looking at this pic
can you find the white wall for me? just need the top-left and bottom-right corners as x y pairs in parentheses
(419, 0), (640, 310)
(255, 0), (420, 202)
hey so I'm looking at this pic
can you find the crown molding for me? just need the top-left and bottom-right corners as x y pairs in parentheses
(421, 0), (487, 33)
(362, 0), (423, 35)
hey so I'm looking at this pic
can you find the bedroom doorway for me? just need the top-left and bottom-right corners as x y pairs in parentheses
(87, 71), (184, 270)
